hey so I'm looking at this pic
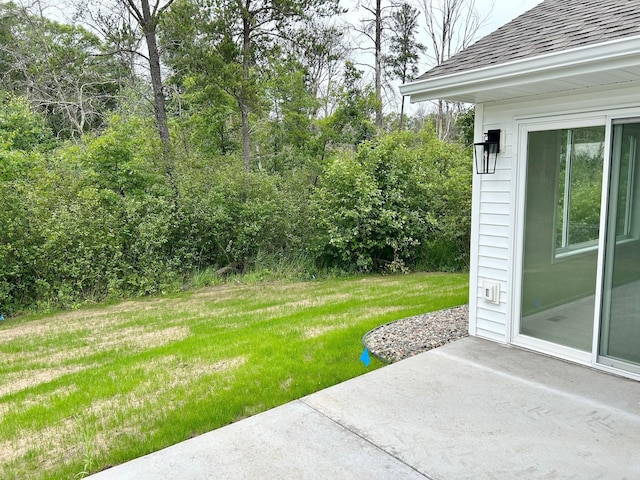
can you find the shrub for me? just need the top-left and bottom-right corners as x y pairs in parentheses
(309, 129), (472, 272)
(0, 92), (55, 152)
(178, 157), (307, 271)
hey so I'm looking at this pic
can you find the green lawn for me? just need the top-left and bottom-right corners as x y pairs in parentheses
(0, 272), (468, 479)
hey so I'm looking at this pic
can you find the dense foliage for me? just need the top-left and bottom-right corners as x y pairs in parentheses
(0, 102), (471, 314)
(310, 131), (471, 272)
(0, 1), (474, 315)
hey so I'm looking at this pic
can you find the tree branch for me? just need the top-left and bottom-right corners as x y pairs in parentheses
(90, 49), (150, 62)
(122, 0), (144, 23)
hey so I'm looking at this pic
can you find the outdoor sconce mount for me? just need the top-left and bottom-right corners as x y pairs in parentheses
(474, 129), (501, 174)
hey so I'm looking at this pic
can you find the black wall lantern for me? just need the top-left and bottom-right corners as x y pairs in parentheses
(474, 129), (501, 174)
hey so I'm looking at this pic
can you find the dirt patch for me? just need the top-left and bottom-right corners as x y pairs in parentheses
(6, 325), (190, 367)
(211, 356), (246, 372)
(106, 298), (167, 315)
(234, 403), (265, 422)
(16, 385), (80, 414)
(0, 407), (135, 475)
(163, 356), (247, 388)
(1, 326), (191, 402)
(249, 293), (353, 316)
(166, 303), (234, 323)
(302, 324), (347, 339)
(1, 298), (175, 344)
(358, 305), (407, 317)
(0, 365), (88, 397)
(70, 355), (249, 426)
(121, 326), (190, 350)
(0, 414), (79, 468)
(1, 320), (61, 343)
(191, 285), (250, 301)
(0, 354), (248, 473)
(280, 377), (293, 389)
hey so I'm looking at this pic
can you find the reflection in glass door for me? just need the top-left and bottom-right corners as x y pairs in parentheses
(599, 121), (640, 371)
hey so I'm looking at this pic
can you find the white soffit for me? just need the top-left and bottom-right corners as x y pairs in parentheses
(400, 36), (640, 104)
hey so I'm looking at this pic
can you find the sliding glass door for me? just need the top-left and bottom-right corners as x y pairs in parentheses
(520, 125), (605, 353)
(518, 116), (640, 376)
(599, 121), (640, 371)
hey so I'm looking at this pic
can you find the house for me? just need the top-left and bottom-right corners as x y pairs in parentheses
(400, 0), (640, 380)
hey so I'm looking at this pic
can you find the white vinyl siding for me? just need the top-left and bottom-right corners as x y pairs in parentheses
(470, 107), (513, 341)
(468, 82), (640, 345)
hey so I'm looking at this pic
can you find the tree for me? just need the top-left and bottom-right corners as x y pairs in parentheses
(163, 0), (340, 171)
(74, 0), (146, 88)
(352, 0), (392, 132)
(321, 61), (377, 150)
(260, 59), (320, 172)
(386, 2), (425, 131)
(75, 0), (179, 192)
(0, 92), (54, 152)
(310, 129), (472, 272)
(118, 0), (176, 165)
(419, 0), (485, 139)
(372, 0), (383, 131)
(0, 2), (127, 138)
(455, 105), (474, 146)
(288, 19), (349, 118)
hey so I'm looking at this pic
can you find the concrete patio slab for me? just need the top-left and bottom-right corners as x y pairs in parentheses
(88, 337), (640, 479)
(86, 400), (424, 480)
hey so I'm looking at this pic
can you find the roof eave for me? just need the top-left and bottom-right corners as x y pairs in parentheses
(400, 35), (640, 104)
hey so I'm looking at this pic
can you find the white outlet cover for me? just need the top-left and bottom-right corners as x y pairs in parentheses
(482, 281), (500, 304)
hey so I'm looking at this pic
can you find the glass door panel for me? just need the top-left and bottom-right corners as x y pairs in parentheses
(599, 122), (640, 368)
(520, 126), (605, 351)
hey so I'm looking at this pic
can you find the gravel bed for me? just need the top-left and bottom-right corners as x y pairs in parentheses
(363, 305), (469, 363)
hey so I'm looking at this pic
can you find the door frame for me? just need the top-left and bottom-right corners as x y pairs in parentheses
(510, 109), (640, 381)
(596, 118), (640, 377)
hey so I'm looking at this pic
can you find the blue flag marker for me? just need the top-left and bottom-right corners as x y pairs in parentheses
(360, 347), (371, 367)
(0, 314), (4, 321)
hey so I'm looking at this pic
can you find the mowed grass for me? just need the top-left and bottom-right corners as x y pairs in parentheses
(0, 272), (468, 479)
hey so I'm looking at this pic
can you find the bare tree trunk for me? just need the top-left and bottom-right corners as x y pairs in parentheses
(123, 0), (175, 173)
(374, 0), (383, 131)
(399, 95), (406, 131)
(240, 7), (252, 171)
(354, 0), (392, 131)
(141, 3), (171, 157)
(240, 102), (251, 171)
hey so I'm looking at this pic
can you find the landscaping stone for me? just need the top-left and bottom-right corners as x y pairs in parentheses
(363, 305), (468, 363)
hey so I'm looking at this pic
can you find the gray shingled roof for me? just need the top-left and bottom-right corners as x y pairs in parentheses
(418, 0), (640, 80)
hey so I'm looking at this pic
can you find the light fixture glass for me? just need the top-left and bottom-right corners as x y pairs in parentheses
(474, 129), (500, 174)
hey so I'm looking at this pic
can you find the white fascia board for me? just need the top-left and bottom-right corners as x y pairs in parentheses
(400, 35), (640, 103)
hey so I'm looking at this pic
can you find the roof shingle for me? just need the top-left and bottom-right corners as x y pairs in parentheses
(418, 0), (640, 80)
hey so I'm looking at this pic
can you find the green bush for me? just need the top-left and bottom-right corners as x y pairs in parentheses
(309, 129), (472, 272)
(0, 95), (55, 312)
(178, 157), (308, 271)
(0, 113), (183, 313)
(0, 92), (55, 152)
(0, 149), (38, 311)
